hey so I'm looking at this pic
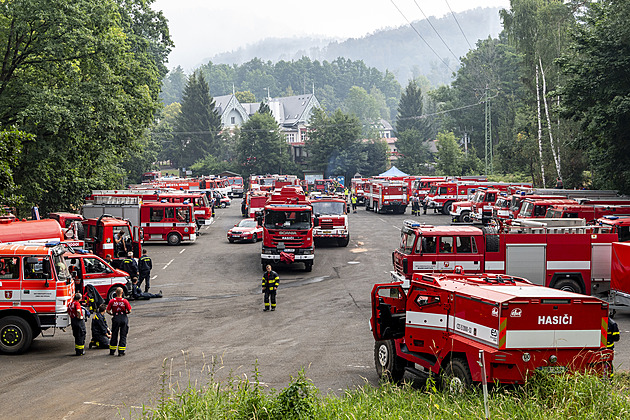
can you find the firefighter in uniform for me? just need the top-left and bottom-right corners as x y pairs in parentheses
(106, 287), (132, 356)
(262, 265), (279, 311)
(608, 317), (620, 349)
(351, 195), (357, 213)
(68, 293), (86, 356)
(89, 303), (111, 349)
(121, 251), (139, 281)
(411, 194), (420, 216)
(138, 249), (152, 293)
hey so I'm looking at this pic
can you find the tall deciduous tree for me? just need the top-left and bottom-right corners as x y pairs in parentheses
(306, 108), (363, 180)
(236, 112), (290, 178)
(0, 0), (171, 214)
(558, 0), (630, 193)
(435, 131), (464, 175)
(174, 72), (222, 169)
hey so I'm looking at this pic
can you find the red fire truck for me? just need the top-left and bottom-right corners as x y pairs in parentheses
(545, 203), (630, 224)
(82, 197), (196, 246)
(0, 243), (75, 354)
(226, 176), (244, 197)
(365, 179), (408, 214)
(311, 195), (350, 247)
(517, 198), (577, 219)
(371, 271), (613, 386)
(350, 177), (369, 204)
(426, 181), (531, 215)
(260, 186), (314, 271)
(245, 191), (269, 218)
(450, 188), (503, 223)
(87, 190), (213, 228)
(391, 220), (619, 295)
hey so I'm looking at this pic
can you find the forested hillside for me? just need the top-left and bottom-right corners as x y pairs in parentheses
(208, 7), (502, 86)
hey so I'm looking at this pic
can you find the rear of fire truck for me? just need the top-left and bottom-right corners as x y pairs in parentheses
(260, 187), (314, 272)
(370, 272), (614, 387)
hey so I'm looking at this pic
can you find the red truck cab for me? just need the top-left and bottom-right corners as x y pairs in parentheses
(311, 195), (349, 247)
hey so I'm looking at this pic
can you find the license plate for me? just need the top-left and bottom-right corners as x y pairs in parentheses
(323, 230), (332, 234)
(284, 248), (295, 252)
(536, 366), (567, 374)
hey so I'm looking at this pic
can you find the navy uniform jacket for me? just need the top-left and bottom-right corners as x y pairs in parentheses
(139, 255), (152, 273)
(121, 258), (139, 278)
(91, 313), (109, 338)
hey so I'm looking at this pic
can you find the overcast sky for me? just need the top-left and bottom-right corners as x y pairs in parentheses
(153, 0), (510, 71)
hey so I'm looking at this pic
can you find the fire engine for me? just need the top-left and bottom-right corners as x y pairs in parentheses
(450, 188), (502, 223)
(86, 189), (213, 228)
(260, 186), (314, 271)
(365, 179), (408, 214)
(426, 181), (531, 215)
(610, 242), (630, 313)
(545, 203), (630, 224)
(350, 177), (369, 204)
(82, 196), (196, 246)
(311, 195), (350, 247)
(391, 220), (620, 295)
(0, 243), (74, 354)
(517, 198), (577, 219)
(226, 176), (244, 197)
(245, 190), (269, 218)
(371, 271), (613, 386)
(0, 218), (84, 249)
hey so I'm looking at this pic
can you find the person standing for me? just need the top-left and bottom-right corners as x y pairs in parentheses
(121, 251), (139, 282)
(138, 249), (152, 293)
(262, 265), (279, 311)
(68, 293), (86, 356)
(351, 195), (357, 213)
(114, 230), (127, 257)
(89, 304), (111, 349)
(106, 287), (131, 356)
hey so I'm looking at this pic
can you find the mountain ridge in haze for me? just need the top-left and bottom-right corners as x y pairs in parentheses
(205, 7), (503, 86)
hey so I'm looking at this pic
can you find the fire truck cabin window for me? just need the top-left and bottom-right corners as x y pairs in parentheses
(176, 208), (190, 222)
(417, 236), (436, 254)
(456, 236), (476, 253)
(150, 208), (164, 222)
(377, 287), (400, 299)
(439, 237), (453, 253)
(264, 210), (311, 230)
(0, 257), (19, 279)
(415, 294), (440, 307)
(618, 226), (630, 242)
(400, 232), (416, 254)
(165, 207), (175, 220)
(24, 256), (52, 279)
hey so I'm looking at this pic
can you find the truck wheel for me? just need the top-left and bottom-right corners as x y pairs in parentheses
(461, 211), (472, 223)
(554, 278), (583, 294)
(374, 340), (407, 382)
(442, 201), (453, 215)
(440, 358), (472, 393)
(304, 262), (313, 272)
(0, 316), (34, 354)
(167, 232), (182, 246)
(337, 235), (350, 247)
(76, 222), (85, 240)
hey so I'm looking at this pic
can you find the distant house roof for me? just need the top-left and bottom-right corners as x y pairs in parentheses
(246, 94), (320, 129)
(377, 118), (393, 131)
(214, 94), (249, 127)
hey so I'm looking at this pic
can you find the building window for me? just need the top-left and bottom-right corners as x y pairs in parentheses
(286, 133), (296, 143)
(300, 130), (307, 141)
(231, 116), (236, 124)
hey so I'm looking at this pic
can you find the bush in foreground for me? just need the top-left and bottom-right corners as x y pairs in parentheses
(144, 366), (630, 420)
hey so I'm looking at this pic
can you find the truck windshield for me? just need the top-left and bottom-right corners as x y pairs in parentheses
(520, 201), (534, 217)
(428, 186), (437, 195)
(399, 232), (416, 254)
(264, 210), (311, 230)
(312, 201), (345, 216)
(54, 254), (71, 282)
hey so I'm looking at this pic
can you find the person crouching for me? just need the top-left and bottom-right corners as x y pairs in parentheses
(89, 304), (111, 349)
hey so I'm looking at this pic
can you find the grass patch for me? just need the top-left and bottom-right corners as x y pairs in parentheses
(143, 359), (630, 420)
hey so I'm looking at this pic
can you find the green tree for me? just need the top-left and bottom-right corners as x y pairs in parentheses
(160, 66), (187, 105)
(344, 86), (380, 125)
(361, 139), (388, 176)
(558, 0), (630, 193)
(306, 108), (363, 180)
(235, 90), (256, 103)
(173, 72), (222, 169)
(436, 131), (463, 175)
(0, 127), (26, 207)
(395, 80), (433, 173)
(237, 112), (290, 178)
(0, 0), (171, 214)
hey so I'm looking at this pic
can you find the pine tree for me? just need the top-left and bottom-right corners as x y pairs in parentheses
(395, 80), (433, 173)
(174, 72), (222, 169)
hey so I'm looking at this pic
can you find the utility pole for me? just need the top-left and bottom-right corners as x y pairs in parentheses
(484, 87), (493, 175)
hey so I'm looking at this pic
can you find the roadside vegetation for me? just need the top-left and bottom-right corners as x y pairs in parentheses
(143, 363), (630, 419)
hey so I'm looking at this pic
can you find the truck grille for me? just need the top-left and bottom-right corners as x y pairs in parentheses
(320, 221), (334, 229)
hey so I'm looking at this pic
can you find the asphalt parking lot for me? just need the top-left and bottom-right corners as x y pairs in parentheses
(1, 203), (629, 419)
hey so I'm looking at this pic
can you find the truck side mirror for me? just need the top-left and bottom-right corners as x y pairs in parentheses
(313, 216), (319, 227)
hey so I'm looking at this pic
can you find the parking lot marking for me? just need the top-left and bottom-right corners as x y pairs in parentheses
(393, 225), (401, 230)
(163, 259), (174, 270)
(179, 248), (186, 254)
(151, 275), (157, 280)
(84, 401), (142, 409)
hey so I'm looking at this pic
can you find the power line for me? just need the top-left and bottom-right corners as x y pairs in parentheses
(412, 0), (460, 63)
(444, 0), (473, 49)
(389, 0), (456, 74)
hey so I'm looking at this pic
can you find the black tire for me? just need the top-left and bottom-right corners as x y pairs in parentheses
(304, 262), (313, 272)
(461, 211), (472, 223)
(374, 340), (407, 382)
(221, 203), (227, 208)
(554, 278), (583, 294)
(0, 316), (34, 354)
(106, 286), (119, 302)
(481, 226), (500, 252)
(167, 232), (182, 246)
(442, 201), (453, 215)
(440, 358), (472, 393)
(228, 238), (235, 243)
(337, 235), (350, 247)
(252, 233), (257, 243)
